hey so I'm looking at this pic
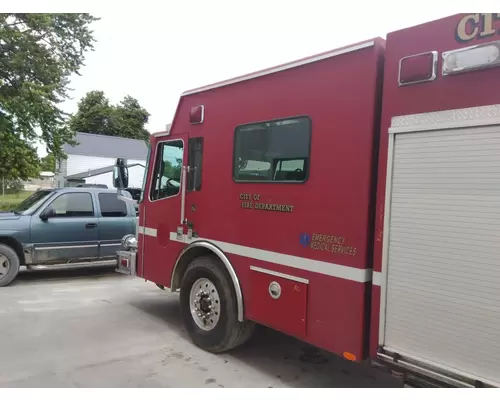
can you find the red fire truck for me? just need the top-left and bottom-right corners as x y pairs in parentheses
(112, 13), (500, 388)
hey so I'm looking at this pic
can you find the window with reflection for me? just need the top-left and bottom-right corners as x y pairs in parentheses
(150, 140), (184, 200)
(233, 116), (311, 183)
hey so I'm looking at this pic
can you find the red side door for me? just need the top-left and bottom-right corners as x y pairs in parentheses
(141, 133), (189, 286)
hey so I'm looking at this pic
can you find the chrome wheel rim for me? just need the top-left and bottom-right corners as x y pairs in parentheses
(189, 277), (221, 331)
(0, 254), (10, 278)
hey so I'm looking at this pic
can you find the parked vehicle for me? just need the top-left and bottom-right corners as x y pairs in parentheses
(0, 187), (137, 287)
(112, 13), (500, 388)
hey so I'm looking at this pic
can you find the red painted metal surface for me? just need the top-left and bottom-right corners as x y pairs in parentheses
(370, 13), (500, 355)
(133, 13), (500, 367)
(247, 268), (308, 339)
(140, 133), (189, 287)
(137, 38), (385, 360)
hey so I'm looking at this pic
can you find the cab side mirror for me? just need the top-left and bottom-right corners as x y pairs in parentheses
(40, 207), (55, 221)
(113, 158), (129, 189)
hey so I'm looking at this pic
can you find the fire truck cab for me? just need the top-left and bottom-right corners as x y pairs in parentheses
(114, 13), (500, 388)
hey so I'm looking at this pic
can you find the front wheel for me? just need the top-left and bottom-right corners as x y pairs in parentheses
(0, 244), (21, 287)
(180, 256), (255, 353)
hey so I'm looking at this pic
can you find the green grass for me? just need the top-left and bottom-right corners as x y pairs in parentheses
(0, 191), (33, 211)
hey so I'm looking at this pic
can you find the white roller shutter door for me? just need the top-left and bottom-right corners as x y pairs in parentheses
(383, 124), (500, 386)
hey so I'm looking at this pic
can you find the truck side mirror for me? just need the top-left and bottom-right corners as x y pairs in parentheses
(40, 207), (55, 221)
(113, 158), (129, 189)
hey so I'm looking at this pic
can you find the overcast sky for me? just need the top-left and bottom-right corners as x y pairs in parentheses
(24, 1), (466, 157)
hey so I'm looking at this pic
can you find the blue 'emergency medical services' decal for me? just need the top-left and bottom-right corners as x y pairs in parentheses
(299, 232), (311, 247)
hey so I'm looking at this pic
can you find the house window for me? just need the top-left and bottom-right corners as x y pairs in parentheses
(98, 193), (128, 217)
(233, 116), (311, 183)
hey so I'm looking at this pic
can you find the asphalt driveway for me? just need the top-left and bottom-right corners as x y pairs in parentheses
(0, 267), (401, 388)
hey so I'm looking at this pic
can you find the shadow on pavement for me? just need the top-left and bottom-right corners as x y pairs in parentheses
(130, 295), (403, 388)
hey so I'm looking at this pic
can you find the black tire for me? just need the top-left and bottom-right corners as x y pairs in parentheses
(180, 255), (255, 353)
(0, 244), (21, 287)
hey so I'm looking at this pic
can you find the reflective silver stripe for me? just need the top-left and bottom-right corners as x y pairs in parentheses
(250, 266), (309, 284)
(372, 271), (383, 286)
(137, 226), (157, 237)
(35, 245), (97, 251)
(169, 232), (372, 283)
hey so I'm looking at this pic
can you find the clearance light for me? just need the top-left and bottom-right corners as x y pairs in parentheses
(343, 352), (357, 361)
(398, 51), (437, 86)
(190, 105), (205, 124)
(442, 41), (500, 75)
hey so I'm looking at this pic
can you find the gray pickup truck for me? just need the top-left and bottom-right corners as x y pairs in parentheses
(0, 187), (137, 287)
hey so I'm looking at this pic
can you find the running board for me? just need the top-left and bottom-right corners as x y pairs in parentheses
(27, 259), (117, 271)
(377, 349), (494, 388)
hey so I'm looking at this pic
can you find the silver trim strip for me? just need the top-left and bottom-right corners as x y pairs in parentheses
(35, 244), (98, 251)
(378, 128), (395, 343)
(100, 243), (120, 247)
(182, 41), (375, 96)
(170, 232), (371, 283)
(180, 165), (187, 224)
(250, 266), (309, 284)
(379, 347), (498, 388)
(29, 259), (116, 270)
(389, 104), (500, 134)
(372, 271), (383, 287)
(137, 226), (157, 237)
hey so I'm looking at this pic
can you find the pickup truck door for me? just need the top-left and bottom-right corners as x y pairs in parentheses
(30, 191), (100, 264)
(96, 192), (136, 258)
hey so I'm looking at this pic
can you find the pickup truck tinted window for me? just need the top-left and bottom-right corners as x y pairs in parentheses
(13, 189), (54, 213)
(49, 192), (94, 217)
(233, 116), (311, 183)
(98, 193), (128, 217)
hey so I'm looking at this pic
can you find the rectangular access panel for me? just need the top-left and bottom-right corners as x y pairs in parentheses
(380, 107), (500, 386)
(247, 266), (308, 339)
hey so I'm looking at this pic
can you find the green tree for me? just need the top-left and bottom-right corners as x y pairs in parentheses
(0, 131), (39, 181)
(40, 153), (56, 172)
(69, 91), (150, 142)
(0, 13), (99, 180)
(112, 95), (150, 141)
(68, 90), (112, 135)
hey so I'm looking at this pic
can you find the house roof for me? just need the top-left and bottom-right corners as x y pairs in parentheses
(63, 132), (149, 160)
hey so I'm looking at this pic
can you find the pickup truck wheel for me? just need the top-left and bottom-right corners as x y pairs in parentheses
(0, 244), (21, 287)
(180, 256), (255, 353)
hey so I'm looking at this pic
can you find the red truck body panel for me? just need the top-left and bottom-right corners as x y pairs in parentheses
(139, 38), (385, 360)
(370, 13), (500, 358)
(127, 13), (500, 386)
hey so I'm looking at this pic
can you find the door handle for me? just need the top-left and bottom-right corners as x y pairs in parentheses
(85, 223), (97, 229)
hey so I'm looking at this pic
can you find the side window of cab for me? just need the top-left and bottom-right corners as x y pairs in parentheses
(43, 192), (94, 217)
(150, 140), (184, 201)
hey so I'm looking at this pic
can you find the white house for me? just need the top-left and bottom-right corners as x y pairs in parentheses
(55, 132), (149, 189)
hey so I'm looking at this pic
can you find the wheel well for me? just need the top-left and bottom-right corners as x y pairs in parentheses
(170, 241), (245, 322)
(170, 246), (213, 291)
(0, 237), (25, 265)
